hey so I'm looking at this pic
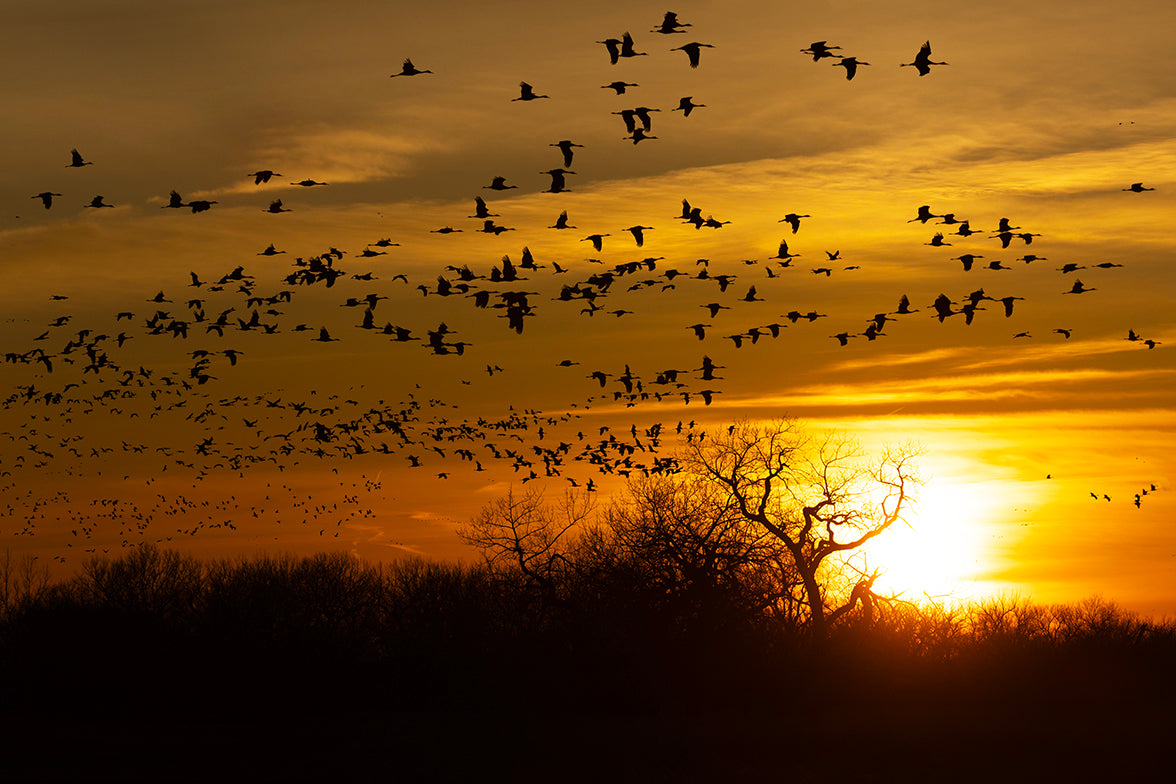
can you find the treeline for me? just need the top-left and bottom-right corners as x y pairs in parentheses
(2, 543), (1173, 713)
(3, 543), (1174, 781)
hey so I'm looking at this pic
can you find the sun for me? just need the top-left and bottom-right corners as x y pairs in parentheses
(862, 476), (999, 603)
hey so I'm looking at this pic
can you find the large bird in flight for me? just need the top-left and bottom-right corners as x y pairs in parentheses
(901, 41), (947, 76)
(390, 58), (432, 77)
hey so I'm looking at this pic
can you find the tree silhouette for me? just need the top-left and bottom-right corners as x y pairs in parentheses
(457, 486), (594, 611)
(586, 474), (799, 635)
(682, 419), (922, 637)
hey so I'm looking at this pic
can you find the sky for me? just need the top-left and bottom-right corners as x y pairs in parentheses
(2, 0), (1174, 616)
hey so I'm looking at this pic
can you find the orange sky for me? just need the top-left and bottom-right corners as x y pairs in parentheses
(2, 1), (1173, 616)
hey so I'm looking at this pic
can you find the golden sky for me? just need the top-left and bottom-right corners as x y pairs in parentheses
(2, 1), (1173, 615)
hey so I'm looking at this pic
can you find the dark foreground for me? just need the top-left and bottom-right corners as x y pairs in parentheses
(2, 550), (1172, 781)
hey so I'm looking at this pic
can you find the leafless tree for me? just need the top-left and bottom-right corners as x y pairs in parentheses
(0, 549), (51, 618)
(457, 486), (594, 603)
(682, 419), (922, 637)
(591, 474), (799, 633)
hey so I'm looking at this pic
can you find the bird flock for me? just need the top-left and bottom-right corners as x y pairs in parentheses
(2, 11), (1166, 565)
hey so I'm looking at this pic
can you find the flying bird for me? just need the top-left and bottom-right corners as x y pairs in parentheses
(67, 149), (93, 167)
(1123, 182), (1154, 192)
(670, 42), (714, 68)
(512, 82), (549, 101)
(908, 205), (938, 223)
(900, 41), (947, 75)
(582, 233), (609, 251)
(470, 196), (497, 219)
(541, 169), (574, 193)
(391, 58), (432, 77)
(249, 170), (281, 184)
(619, 32), (647, 59)
(550, 140), (583, 168)
(802, 41), (842, 61)
(932, 294), (957, 322)
(625, 225), (653, 246)
(894, 294), (919, 315)
(32, 192), (62, 209)
(833, 57), (870, 80)
(485, 176), (518, 191)
(673, 96), (706, 116)
(601, 81), (639, 94)
(598, 38), (623, 65)
(778, 213), (809, 234)
(652, 11), (691, 34)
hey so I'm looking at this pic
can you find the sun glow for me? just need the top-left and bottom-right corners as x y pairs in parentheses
(863, 477), (1003, 604)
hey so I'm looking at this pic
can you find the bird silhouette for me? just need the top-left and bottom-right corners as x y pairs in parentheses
(801, 41), (842, 61)
(391, 58), (432, 77)
(67, 149), (93, 167)
(626, 225), (653, 246)
(894, 294), (920, 315)
(264, 199), (291, 213)
(833, 57), (870, 80)
(673, 96), (705, 116)
(932, 294), (957, 322)
(900, 41), (947, 75)
(550, 210), (575, 229)
(909, 205), (938, 223)
(550, 140), (583, 168)
(541, 168), (575, 193)
(778, 213), (809, 234)
(652, 11), (691, 34)
(582, 234), (609, 251)
(249, 170), (281, 184)
(772, 239), (800, 260)
(470, 196), (497, 219)
(85, 195), (113, 209)
(619, 32), (647, 58)
(1123, 182), (1154, 192)
(625, 128), (657, 144)
(512, 82), (549, 101)
(32, 192), (62, 209)
(485, 176), (518, 191)
(602, 80), (639, 94)
(670, 42), (714, 68)
(998, 296), (1024, 316)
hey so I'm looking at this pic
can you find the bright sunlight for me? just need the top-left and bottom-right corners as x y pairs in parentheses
(864, 476), (1002, 604)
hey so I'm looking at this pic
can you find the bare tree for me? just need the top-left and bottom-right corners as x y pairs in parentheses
(457, 486), (594, 602)
(595, 473), (799, 632)
(0, 549), (51, 618)
(682, 419), (922, 637)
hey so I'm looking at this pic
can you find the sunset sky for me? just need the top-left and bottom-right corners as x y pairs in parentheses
(2, 1), (1173, 615)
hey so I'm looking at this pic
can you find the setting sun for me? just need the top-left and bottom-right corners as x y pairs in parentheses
(864, 476), (1002, 603)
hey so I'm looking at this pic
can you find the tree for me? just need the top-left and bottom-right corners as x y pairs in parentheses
(593, 473), (799, 634)
(456, 486), (594, 607)
(682, 419), (921, 637)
